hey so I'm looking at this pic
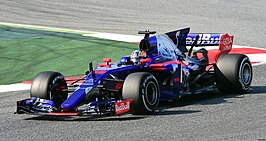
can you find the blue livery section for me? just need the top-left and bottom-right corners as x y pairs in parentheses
(61, 89), (86, 109)
(146, 28), (190, 57)
(61, 65), (139, 110)
(145, 29), (222, 58)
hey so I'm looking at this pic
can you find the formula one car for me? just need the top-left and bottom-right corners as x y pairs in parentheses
(16, 27), (253, 116)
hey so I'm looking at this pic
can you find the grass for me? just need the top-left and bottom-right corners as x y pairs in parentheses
(0, 25), (138, 84)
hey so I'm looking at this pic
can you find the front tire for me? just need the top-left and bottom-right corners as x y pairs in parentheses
(122, 72), (160, 114)
(215, 54), (253, 94)
(30, 71), (68, 107)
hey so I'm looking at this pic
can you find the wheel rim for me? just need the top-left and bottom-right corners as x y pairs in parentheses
(145, 81), (158, 105)
(241, 62), (252, 85)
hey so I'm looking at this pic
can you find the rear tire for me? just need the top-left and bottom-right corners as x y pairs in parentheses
(30, 71), (68, 107)
(122, 72), (160, 114)
(215, 54), (252, 94)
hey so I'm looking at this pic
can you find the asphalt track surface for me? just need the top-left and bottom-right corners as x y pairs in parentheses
(0, 0), (266, 140)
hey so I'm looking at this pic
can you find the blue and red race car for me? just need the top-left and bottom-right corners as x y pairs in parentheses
(16, 28), (253, 116)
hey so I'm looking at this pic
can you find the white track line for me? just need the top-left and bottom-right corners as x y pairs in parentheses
(0, 83), (31, 93)
(83, 33), (143, 43)
(0, 22), (95, 34)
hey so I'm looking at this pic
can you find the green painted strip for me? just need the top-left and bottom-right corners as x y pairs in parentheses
(0, 22), (95, 35)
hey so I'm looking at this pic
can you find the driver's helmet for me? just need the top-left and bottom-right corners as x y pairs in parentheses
(130, 50), (147, 63)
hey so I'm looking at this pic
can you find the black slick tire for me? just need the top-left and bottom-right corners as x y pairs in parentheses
(122, 72), (160, 115)
(215, 54), (252, 94)
(30, 71), (68, 107)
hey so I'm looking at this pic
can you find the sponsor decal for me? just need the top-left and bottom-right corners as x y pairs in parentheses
(115, 99), (132, 115)
(215, 34), (234, 61)
(186, 34), (221, 45)
(219, 34), (233, 52)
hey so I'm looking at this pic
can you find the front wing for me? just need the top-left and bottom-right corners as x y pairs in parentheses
(15, 97), (133, 116)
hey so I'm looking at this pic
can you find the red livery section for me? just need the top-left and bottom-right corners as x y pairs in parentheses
(47, 112), (79, 116)
(229, 47), (266, 54)
(149, 61), (180, 71)
(207, 46), (266, 64)
(94, 70), (107, 74)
